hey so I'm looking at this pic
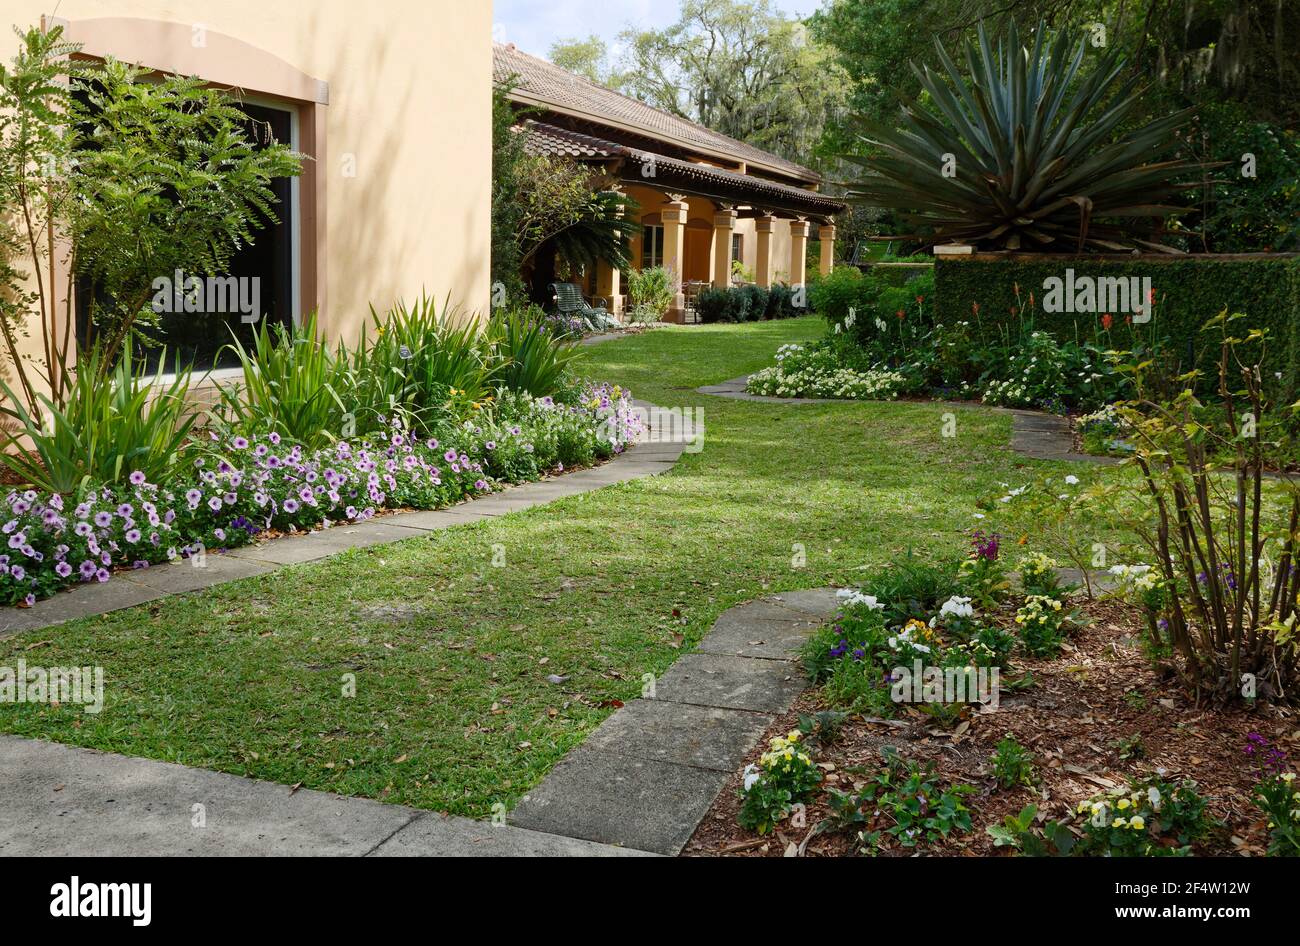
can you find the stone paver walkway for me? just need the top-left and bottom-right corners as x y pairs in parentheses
(1, 401), (684, 637)
(0, 588), (839, 857)
(507, 588), (841, 855)
(0, 735), (650, 857)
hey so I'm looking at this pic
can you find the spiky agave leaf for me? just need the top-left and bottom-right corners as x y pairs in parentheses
(842, 19), (1208, 253)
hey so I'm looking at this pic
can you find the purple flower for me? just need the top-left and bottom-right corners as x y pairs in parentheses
(117, 503), (133, 518)
(129, 471), (146, 486)
(10, 565), (24, 581)
(283, 499), (299, 514)
(208, 497), (223, 512)
(79, 561), (97, 579)
(55, 561), (72, 578)
(125, 529), (142, 544)
(186, 489), (202, 507)
(232, 437), (249, 450)
(95, 568), (110, 583)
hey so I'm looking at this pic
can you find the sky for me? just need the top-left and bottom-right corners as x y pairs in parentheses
(493, 0), (826, 60)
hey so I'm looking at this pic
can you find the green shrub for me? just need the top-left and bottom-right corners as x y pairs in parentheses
(739, 284), (769, 321)
(694, 287), (732, 323)
(808, 266), (874, 321)
(0, 345), (197, 493)
(351, 296), (494, 434)
(935, 255), (1300, 398)
(860, 554), (961, 627)
(991, 737), (1038, 790)
(487, 306), (580, 397)
(766, 283), (795, 318)
(216, 312), (353, 449)
(626, 266), (676, 323)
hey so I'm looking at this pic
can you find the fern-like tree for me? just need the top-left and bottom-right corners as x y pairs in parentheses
(841, 19), (1207, 253)
(0, 23), (301, 418)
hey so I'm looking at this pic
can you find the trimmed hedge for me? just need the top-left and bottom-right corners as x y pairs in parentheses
(935, 254), (1300, 396)
(696, 283), (800, 323)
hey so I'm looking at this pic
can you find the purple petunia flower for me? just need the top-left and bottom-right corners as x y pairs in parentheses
(55, 561), (72, 578)
(129, 471), (146, 486)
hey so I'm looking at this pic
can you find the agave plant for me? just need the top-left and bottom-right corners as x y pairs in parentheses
(843, 20), (1206, 252)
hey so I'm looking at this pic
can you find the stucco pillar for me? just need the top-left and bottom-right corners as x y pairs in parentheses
(712, 209), (737, 288)
(818, 223), (836, 276)
(596, 196), (624, 316)
(596, 259), (622, 317)
(661, 198), (688, 323)
(755, 214), (776, 289)
(789, 219), (810, 287)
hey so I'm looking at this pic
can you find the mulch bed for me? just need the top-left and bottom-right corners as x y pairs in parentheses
(684, 599), (1298, 857)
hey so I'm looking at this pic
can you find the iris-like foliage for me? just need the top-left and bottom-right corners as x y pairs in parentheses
(842, 20), (1205, 253)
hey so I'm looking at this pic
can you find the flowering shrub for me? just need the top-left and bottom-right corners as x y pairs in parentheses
(980, 332), (1122, 412)
(1014, 595), (1073, 657)
(1245, 733), (1300, 856)
(1017, 552), (1067, 597)
(1077, 403), (1132, 456)
(1, 384), (640, 608)
(959, 530), (1010, 608)
(1072, 776), (1211, 856)
(738, 730), (822, 835)
(746, 344), (904, 400)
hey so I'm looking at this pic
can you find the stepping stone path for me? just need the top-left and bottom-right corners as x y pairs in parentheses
(697, 375), (1121, 464)
(508, 587), (841, 855)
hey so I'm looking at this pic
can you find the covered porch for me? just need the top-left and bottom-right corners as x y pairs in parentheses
(524, 121), (842, 323)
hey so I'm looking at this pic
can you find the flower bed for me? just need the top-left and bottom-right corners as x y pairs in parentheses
(0, 382), (641, 608)
(746, 344), (905, 400)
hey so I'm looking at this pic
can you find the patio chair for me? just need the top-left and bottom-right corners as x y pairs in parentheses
(550, 282), (621, 332)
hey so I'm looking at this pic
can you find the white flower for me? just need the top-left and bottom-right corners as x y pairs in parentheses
(742, 763), (761, 792)
(939, 595), (974, 619)
(1064, 475), (1079, 485)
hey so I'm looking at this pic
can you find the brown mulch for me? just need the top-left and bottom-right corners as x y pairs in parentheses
(684, 599), (1298, 857)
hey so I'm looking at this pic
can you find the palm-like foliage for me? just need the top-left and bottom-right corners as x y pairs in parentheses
(0, 345), (197, 493)
(843, 20), (1206, 253)
(535, 190), (639, 274)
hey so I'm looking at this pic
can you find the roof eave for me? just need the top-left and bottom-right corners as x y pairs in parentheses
(506, 87), (821, 187)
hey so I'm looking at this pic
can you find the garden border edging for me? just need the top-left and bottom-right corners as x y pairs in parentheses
(0, 398), (686, 637)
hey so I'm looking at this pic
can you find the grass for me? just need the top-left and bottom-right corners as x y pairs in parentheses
(0, 316), (1112, 817)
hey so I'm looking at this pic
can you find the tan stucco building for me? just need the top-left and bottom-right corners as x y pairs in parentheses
(495, 43), (843, 322)
(0, 1), (491, 390)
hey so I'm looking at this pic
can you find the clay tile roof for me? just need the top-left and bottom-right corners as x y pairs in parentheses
(519, 120), (845, 218)
(494, 42), (819, 185)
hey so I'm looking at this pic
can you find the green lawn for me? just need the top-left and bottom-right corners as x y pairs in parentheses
(0, 316), (1102, 816)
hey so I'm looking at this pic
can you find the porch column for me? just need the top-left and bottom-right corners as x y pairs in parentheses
(788, 219), (809, 287)
(596, 260), (622, 317)
(661, 197), (688, 323)
(596, 195), (625, 317)
(755, 214), (776, 289)
(712, 208), (737, 288)
(818, 223), (836, 276)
